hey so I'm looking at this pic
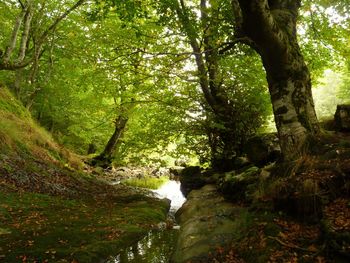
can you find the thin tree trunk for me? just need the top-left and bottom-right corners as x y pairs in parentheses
(14, 69), (22, 98)
(3, 8), (26, 64)
(93, 116), (128, 166)
(235, 0), (320, 160)
(175, 0), (241, 170)
(17, 1), (33, 63)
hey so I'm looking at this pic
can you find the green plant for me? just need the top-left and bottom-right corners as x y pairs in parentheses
(122, 176), (169, 190)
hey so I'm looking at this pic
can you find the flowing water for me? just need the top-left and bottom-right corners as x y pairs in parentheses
(105, 180), (186, 263)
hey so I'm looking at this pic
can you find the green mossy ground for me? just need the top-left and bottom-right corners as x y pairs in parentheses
(0, 86), (170, 262)
(0, 190), (169, 263)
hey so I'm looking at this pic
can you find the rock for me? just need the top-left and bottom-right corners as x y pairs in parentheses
(334, 104), (350, 131)
(211, 155), (236, 172)
(171, 185), (247, 263)
(233, 156), (251, 169)
(244, 133), (281, 166)
(219, 166), (260, 202)
(320, 118), (336, 131)
(152, 167), (170, 177)
(178, 166), (206, 197)
(169, 166), (185, 176)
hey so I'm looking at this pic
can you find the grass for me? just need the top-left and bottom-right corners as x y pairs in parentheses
(0, 86), (83, 170)
(122, 176), (169, 190)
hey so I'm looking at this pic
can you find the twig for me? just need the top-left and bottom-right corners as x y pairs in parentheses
(267, 236), (316, 252)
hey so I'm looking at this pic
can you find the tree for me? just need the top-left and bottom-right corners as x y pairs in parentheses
(0, 0), (86, 72)
(232, 0), (320, 160)
(157, 0), (270, 170)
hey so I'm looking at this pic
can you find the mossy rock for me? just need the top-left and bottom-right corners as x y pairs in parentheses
(219, 166), (260, 201)
(244, 133), (281, 166)
(172, 185), (251, 263)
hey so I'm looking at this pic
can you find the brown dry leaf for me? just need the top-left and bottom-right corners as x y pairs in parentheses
(316, 256), (326, 263)
(307, 244), (318, 252)
(278, 231), (288, 240)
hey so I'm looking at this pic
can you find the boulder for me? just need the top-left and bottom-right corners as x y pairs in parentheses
(232, 156), (251, 169)
(244, 133), (281, 166)
(171, 185), (247, 263)
(178, 166), (206, 197)
(169, 166), (185, 176)
(218, 166), (260, 201)
(334, 104), (350, 131)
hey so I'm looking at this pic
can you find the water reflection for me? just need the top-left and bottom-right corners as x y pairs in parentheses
(105, 180), (185, 263)
(106, 230), (179, 263)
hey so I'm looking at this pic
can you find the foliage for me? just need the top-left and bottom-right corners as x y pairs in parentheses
(0, 0), (350, 166)
(299, 1), (349, 79)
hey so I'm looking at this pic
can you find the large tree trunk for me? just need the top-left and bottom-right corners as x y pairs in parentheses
(235, 0), (320, 160)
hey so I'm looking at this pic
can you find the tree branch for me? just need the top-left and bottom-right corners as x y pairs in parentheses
(3, 8), (26, 63)
(17, 0), (25, 9)
(236, 0), (285, 51)
(38, 0), (86, 45)
(17, 1), (33, 63)
(175, 0), (217, 109)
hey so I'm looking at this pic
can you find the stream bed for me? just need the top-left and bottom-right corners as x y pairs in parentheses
(105, 180), (186, 263)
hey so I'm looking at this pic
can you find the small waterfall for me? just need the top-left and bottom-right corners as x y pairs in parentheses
(152, 180), (186, 214)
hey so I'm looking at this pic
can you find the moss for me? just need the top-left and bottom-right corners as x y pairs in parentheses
(0, 88), (30, 119)
(0, 85), (172, 262)
(297, 110), (312, 131)
(0, 190), (169, 262)
(0, 86), (83, 170)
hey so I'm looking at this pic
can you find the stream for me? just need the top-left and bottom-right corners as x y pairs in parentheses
(105, 180), (186, 263)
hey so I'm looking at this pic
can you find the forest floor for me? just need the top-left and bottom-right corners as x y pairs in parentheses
(0, 160), (170, 263)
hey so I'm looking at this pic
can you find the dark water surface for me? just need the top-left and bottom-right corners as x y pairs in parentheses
(105, 229), (179, 263)
(105, 180), (186, 263)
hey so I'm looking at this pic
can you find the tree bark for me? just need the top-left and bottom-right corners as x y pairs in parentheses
(235, 0), (320, 160)
(3, 8), (26, 64)
(17, 1), (33, 63)
(92, 116), (128, 167)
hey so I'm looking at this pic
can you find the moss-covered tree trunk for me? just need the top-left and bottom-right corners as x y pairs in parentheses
(236, 0), (320, 160)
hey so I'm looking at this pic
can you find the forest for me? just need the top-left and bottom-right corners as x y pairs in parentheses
(0, 0), (350, 262)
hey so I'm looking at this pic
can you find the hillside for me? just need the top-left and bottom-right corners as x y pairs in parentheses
(0, 86), (169, 262)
